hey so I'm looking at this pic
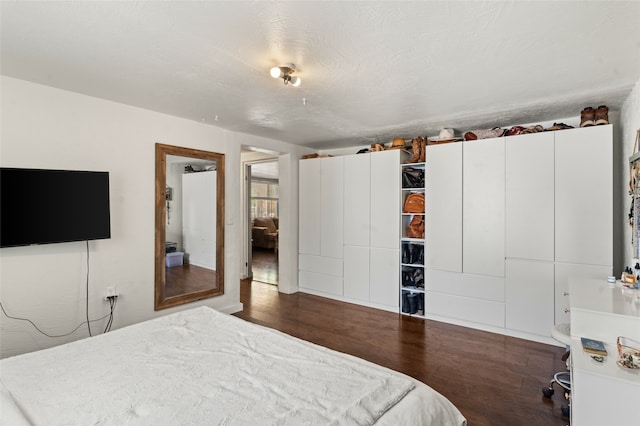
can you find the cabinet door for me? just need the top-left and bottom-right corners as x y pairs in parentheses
(555, 125), (612, 266)
(505, 132), (554, 261)
(425, 143), (462, 272)
(505, 259), (554, 337)
(344, 155), (370, 247)
(299, 159), (321, 255)
(370, 150), (400, 249)
(463, 138), (505, 277)
(320, 156), (344, 258)
(554, 262), (611, 325)
(343, 245), (370, 301)
(370, 247), (399, 308)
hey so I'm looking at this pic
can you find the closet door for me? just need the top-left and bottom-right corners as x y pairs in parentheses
(370, 247), (399, 308)
(463, 138), (505, 277)
(555, 125), (612, 266)
(344, 154), (370, 247)
(343, 245), (370, 301)
(425, 142), (463, 272)
(370, 150), (400, 249)
(505, 132), (554, 261)
(320, 156), (344, 258)
(299, 159), (321, 255)
(505, 259), (554, 336)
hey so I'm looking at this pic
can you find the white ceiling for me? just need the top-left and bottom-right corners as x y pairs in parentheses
(251, 161), (279, 180)
(2, 1), (639, 150)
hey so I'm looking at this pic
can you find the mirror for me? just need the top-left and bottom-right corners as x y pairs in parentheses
(155, 143), (225, 310)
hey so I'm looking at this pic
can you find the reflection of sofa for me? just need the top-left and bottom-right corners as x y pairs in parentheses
(252, 217), (278, 250)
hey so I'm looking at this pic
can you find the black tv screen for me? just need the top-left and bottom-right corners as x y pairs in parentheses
(0, 168), (111, 248)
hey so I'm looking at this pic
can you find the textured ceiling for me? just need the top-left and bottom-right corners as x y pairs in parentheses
(2, 1), (639, 149)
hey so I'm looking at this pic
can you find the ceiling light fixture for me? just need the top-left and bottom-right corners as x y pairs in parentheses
(270, 64), (301, 87)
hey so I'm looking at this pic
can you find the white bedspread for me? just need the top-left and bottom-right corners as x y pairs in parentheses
(0, 306), (465, 425)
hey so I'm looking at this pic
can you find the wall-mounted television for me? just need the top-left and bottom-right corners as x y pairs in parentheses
(0, 168), (111, 248)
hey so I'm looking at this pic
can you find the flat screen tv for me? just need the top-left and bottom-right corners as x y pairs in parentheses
(0, 168), (111, 248)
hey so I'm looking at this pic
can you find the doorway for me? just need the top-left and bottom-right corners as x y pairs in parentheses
(245, 158), (279, 286)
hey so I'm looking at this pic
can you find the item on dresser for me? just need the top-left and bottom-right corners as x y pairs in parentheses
(428, 128), (462, 144)
(406, 215), (425, 239)
(595, 105), (609, 126)
(581, 337), (608, 356)
(616, 336), (640, 364)
(545, 122), (574, 131)
(505, 126), (525, 136)
(389, 137), (407, 150)
(403, 193), (425, 213)
(402, 167), (425, 188)
(408, 136), (426, 163)
(580, 106), (596, 127)
(463, 127), (505, 141)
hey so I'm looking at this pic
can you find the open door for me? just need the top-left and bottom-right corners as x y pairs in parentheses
(245, 163), (253, 279)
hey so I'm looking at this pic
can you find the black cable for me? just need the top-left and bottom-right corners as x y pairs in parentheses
(0, 240), (119, 338)
(0, 301), (112, 338)
(86, 240), (92, 337)
(103, 296), (117, 333)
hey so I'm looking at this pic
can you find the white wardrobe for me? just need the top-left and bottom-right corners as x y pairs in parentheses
(299, 150), (401, 311)
(425, 125), (613, 344)
(182, 170), (217, 270)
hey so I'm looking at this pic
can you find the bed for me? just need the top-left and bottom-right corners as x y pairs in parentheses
(0, 306), (466, 425)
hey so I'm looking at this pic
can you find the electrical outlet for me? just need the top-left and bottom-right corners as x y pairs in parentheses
(104, 286), (118, 300)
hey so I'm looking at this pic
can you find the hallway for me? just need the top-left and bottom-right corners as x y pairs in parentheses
(251, 247), (278, 285)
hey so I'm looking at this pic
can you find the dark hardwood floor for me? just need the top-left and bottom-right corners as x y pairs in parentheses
(235, 280), (569, 426)
(165, 263), (218, 297)
(251, 247), (278, 285)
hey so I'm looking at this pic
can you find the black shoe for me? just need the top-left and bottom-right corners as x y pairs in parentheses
(402, 291), (411, 313)
(402, 244), (410, 264)
(407, 293), (419, 314)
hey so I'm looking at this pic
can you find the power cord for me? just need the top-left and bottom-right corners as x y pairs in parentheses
(0, 301), (113, 338)
(103, 295), (117, 333)
(0, 240), (118, 338)
(86, 240), (91, 337)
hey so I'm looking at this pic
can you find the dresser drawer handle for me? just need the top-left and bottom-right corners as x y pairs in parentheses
(564, 308), (570, 314)
(564, 292), (569, 296)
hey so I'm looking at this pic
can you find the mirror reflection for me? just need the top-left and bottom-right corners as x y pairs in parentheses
(155, 144), (225, 310)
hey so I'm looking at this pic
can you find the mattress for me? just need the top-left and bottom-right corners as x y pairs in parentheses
(0, 306), (465, 425)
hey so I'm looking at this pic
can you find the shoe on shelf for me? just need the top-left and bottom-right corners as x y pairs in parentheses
(580, 107), (595, 127)
(408, 137), (423, 163)
(595, 105), (609, 125)
(546, 122), (574, 131)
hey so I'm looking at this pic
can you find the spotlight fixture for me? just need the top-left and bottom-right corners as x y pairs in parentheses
(270, 64), (301, 87)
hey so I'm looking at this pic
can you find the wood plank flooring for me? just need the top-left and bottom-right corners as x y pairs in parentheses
(235, 280), (569, 426)
(165, 263), (217, 297)
(251, 247), (278, 285)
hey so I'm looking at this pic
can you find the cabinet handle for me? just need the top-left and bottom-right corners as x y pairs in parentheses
(564, 292), (569, 296)
(564, 308), (570, 314)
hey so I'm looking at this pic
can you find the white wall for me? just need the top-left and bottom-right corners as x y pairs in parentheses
(0, 76), (309, 357)
(621, 78), (640, 270)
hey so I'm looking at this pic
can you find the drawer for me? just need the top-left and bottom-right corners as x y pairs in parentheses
(299, 271), (343, 296)
(426, 270), (505, 302)
(299, 254), (343, 277)
(426, 292), (505, 327)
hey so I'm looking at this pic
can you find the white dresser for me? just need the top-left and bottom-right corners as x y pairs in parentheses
(569, 278), (640, 425)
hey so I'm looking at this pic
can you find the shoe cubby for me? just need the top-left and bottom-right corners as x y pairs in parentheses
(401, 289), (425, 316)
(400, 161), (426, 317)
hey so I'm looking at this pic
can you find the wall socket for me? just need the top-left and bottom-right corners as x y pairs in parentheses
(104, 286), (118, 300)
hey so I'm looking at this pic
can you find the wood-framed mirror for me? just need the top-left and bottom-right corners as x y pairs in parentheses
(155, 143), (225, 310)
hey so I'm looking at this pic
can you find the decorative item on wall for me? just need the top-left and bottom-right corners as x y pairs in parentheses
(270, 64), (301, 86)
(628, 129), (640, 257)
